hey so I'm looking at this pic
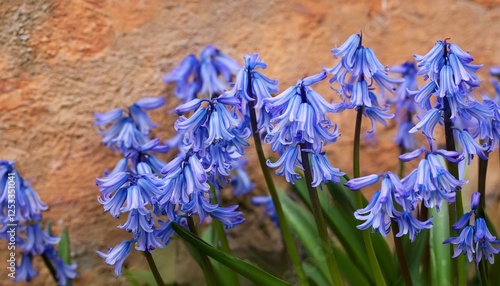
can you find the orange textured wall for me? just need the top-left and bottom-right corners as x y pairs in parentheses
(1, 0), (500, 285)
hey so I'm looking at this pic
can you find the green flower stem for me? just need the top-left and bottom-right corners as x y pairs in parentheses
(300, 148), (344, 286)
(477, 140), (490, 285)
(187, 216), (218, 286)
(420, 205), (431, 286)
(209, 187), (233, 254)
(143, 251), (166, 286)
(209, 186), (241, 286)
(393, 146), (413, 286)
(353, 107), (387, 286)
(443, 98), (465, 286)
(247, 73), (309, 286)
(41, 252), (59, 285)
(390, 222), (413, 286)
(477, 141), (490, 215)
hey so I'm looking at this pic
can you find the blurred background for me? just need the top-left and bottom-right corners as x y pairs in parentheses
(1, 0), (499, 285)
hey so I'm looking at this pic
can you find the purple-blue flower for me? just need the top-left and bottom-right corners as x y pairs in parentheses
(266, 145), (303, 184)
(163, 45), (240, 100)
(94, 97), (165, 154)
(162, 54), (200, 101)
(326, 33), (401, 134)
(394, 211), (432, 242)
(199, 45), (240, 96)
(400, 150), (466, 211)
(0, 161), (48, 222)
(231, 159), (254, 196)
(96, 162), (163, 218)
(308, 152), (345, 187)
(44, 245), (78, 285)
(264, 71), (341, 155)
(409, 108), (443, 140)
(22, 222), (60, 255)
(347, 171), (433, 240)
(453, 128), (488, 164)
(1, 162), (77, 284)
(474, 218), (500, 264)
(13, 254), (38, 283)
(252, 195), (279, 227)
(225, 53), (278, 128)
(444, 226), (475, 262)
(160, 153), (209, 206)
(389, 61), (420, 150)
(97, 239), (134, 277)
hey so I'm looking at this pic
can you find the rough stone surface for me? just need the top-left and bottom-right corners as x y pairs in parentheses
(1, 0), (500, 285)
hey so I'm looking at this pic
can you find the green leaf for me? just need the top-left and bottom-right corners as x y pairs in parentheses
(402, 229), (429, 286)
(292, 178), (372, 283)
(279, 189), (331, 284)
(279, 190), (371, 286)
(429, 203), (452, 286)
(303, 262), (329, 286)
(201, 224), (241, 286)
(172, 223), (291, 286)
(293, 176), (397, 284)
(327, 177), (398, 285)
(123, 269), (157, 286)
(45, 220), (53, 236)
(58, 228), (71, 264)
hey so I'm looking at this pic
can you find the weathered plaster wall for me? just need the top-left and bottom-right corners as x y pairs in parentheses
(1, 0), (500, 285)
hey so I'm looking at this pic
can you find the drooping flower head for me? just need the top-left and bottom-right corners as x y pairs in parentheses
(158, 150), (245, 230)
(389, 61), (420, 150)
(345, 171), (432, 241)
(411, 40), (496, 163)
(94, 97), (166, 154)
(399, 148), (467, 211)
(444, 193), (500, 264)
(163, 45), (240, 101)
(225, 53), (279, 134)
(263, 72), (344, 186)
(326, 33), (402, 133)
(97, 239), (134, 277)
(0, 162), (77, 284)
(174, 95), (250, 183)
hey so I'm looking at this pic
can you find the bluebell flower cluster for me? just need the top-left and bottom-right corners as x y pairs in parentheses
(398, 148), (467, 211)
(225, 53), (279, 136)
(263, 71), (344, 186)
(93, 97), (167, 154)
(0, 161), (77, 284)
(96, 47), (251, 277)
(174, 95), (251, 188)
(327, 33), (402, 133)
(162, 45), (240, 101)
(485, 67), (500, 152)
(389, 61), (420, 151)
(345, 171), (432, 241)
(410, 40), (497, 163)
(444, 193), (500, 264)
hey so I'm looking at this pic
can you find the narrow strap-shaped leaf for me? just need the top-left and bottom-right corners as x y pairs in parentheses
(58, 228), (71, 264)
(280, 190), (370, 286)
(327, 178), (398, 284)
(201, 224), (241, 286)
(402, 230), (429, 286)
(172, 222), (291, 286)
(123, 269), (157, 286)
(279, 190), (331, 284)
(429, 203), (452, 286)
(292, 179), (372, 283)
